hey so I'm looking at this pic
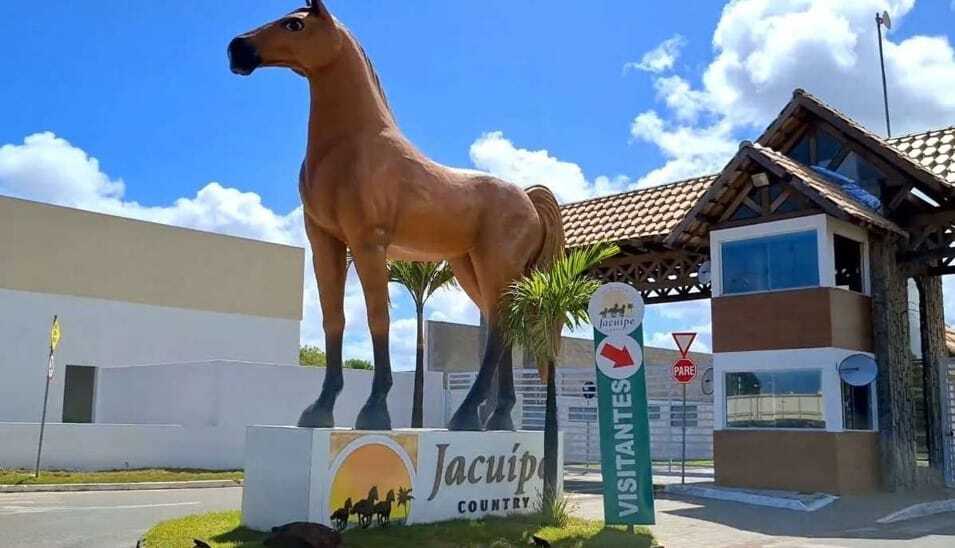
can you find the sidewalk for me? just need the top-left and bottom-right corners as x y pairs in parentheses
(565, 468), (955, 547)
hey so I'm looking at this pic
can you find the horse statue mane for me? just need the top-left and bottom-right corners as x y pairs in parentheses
(229, 1), (565, 432)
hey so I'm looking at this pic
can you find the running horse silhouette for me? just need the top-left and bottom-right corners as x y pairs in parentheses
(229, 1), (564, 430)
(330, 497), (352, 531)
(350, 486), (379, 529)
(373, 489), (396, 526)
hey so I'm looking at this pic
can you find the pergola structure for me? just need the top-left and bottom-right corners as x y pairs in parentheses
(561, 175), (715, 304)
(560, 89), (955, 490)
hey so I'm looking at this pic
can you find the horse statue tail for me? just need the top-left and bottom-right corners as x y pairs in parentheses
(524, 185), (565, 272)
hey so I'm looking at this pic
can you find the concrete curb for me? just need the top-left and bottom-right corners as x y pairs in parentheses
(0, 479), (242, 493)
(664, 484), (838, 512)
(876, 498), (955, 524)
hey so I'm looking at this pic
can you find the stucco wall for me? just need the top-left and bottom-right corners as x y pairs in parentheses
(0, 288), (300, 422)
(0, 363), (445, 470)
(0, 195), (303, 320)
(94, 361), (445, 431)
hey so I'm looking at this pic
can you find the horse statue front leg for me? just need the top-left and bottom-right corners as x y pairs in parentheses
(299, 223), (348, 428)
(351, 239), (393, 430)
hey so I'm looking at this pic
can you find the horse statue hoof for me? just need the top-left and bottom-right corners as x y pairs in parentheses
(355, 401), (392, 430)
(298, 401), (335, 428)
(484, 409), (515, 431)
(447, 406), (483, 431)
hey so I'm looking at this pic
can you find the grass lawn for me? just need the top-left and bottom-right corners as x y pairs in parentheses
(143, 510), (655, 548)
(0, 468), (243, 485)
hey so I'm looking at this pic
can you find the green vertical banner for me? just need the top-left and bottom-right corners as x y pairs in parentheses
(587, 282), (654, 525)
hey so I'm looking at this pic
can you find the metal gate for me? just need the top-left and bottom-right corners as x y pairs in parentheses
(945, 363), (955, 487)
(446, 367), (715, 465)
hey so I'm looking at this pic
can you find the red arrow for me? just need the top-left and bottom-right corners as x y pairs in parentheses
(600, 343), (634, 368)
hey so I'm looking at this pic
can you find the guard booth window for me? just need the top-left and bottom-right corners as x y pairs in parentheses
(834, 234), (864, 293)
(63, 365), (96, 423)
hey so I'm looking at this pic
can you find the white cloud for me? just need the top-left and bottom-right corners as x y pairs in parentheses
(627, 0), (955, 332)
(630, 0), (955, 189)
(624, 35), (687, 74)
(469, 131), (630, 203)
(629, 112), (737, 188)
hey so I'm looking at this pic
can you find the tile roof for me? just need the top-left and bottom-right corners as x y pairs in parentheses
(561, 175), (715, 247)
(748, 144), (905, 236)
(762, 90), (955, 195)
(887, 127), (955, 186)
(559, 87), (955, 248)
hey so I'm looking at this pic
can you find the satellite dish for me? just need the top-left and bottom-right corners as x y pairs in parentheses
(882, 11), (892, 30)
(838, 354), (877, 387)
(701, 368), (714, 396)
(698, 261), (712, 285)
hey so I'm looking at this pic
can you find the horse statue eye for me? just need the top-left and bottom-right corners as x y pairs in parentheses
(284, 19), (305, 32)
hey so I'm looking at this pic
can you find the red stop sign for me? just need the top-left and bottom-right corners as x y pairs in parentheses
(672, 358), (696, 384)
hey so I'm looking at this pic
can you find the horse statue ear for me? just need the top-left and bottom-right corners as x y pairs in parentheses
(306, 0), (328, 17)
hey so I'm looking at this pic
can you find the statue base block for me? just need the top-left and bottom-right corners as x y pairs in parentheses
(241, 426), (563, 532)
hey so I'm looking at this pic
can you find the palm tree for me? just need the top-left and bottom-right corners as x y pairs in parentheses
(388, 260), (457, 428)
(499, 243), (619, 503)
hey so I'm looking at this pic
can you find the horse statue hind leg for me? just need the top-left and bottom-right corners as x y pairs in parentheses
(448, 186), (564, 432)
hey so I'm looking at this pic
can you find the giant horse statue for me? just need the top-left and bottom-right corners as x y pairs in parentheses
(229, 1), (564, 431)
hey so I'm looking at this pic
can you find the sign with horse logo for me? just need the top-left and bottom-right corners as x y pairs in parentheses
(242, 428), (563, 531)
(587, 283), (655, 526)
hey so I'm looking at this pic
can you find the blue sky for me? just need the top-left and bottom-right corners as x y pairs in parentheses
(3, 1), (955, 369)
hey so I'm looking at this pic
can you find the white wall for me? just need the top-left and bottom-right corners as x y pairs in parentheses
(95, 361), (446, 431)
(713, 347), (878, 433)
(0, 362), (445, 470)
(0, 288), (299, 423)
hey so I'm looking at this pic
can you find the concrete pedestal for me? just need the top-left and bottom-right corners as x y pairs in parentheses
(241, 426), (562, 532)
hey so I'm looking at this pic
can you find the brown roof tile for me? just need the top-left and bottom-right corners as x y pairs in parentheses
(561, 175), (716, 247)
(560, 89), (953, 248)
(888, 126), (955, 186)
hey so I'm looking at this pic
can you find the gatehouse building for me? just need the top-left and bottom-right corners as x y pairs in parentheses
(561, 89), (955, 492)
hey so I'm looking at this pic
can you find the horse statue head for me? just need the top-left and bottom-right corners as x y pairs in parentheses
(228, 1), (344, 77)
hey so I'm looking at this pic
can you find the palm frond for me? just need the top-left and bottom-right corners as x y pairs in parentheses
(387, 260), (457, 307)
(499, 243), (620, 381)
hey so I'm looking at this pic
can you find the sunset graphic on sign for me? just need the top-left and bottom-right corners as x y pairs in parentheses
(329, 441), (414, 528)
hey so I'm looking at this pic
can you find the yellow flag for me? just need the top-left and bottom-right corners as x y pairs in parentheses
(50, 316), (61, 352)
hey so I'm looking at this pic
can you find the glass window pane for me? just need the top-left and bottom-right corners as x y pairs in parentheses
(834, 151), (884, 200)
(729, 204), (760, 221)
(722, 238), (769, 294)
(816, 130), (843, 167)
(790, 136), (811, 164)
(726, 370), (824, 429)
(767, 231), (819, 290)
(721, 231), (819, 295)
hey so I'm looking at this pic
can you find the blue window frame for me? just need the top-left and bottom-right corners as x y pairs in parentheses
(721, 230), (819, 294)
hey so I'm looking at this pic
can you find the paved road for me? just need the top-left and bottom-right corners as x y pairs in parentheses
(0, 487), (240, 548)
(2, 482), (953, 547)
(571, 492), (955, 548)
